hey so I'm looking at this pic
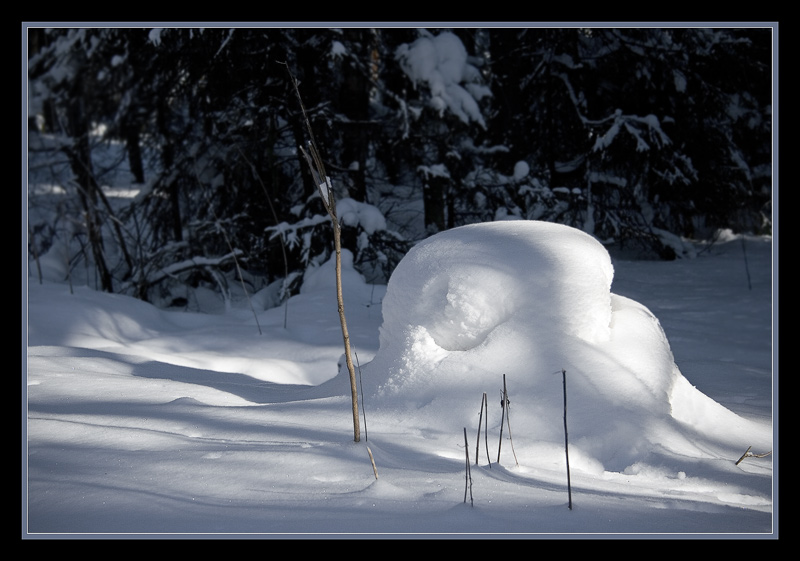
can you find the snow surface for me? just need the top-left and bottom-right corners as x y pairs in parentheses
(25, 223), (775, 537)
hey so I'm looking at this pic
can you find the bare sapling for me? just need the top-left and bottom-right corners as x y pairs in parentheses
(475, 392), (491, 467)
(562, 369), (573, 510)
(288, 68), (361, 443)
(497, 385), (506, 463)
(367, 447), (379, 479)
(28, 223), (43, 285)
(741, 237), (752, 291)
(504, 375), (519, 466)
(464, 427), (473, 506)
(355, 350), (369, 442)
(216, 220), (262, 335)
(735, 445), (772, 465)
(497, 374), (519, 466)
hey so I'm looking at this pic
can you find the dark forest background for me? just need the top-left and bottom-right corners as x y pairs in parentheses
(26, 26), (773, 310)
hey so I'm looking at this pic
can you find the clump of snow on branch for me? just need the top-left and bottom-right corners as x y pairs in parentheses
(417, 163), (451, 181)
(336, 198), (387, 235)
(513, 160), (530, 181)
(592, 110), (672, 153)
(395, 31), (491, 128)
(329, 40), (347, 60)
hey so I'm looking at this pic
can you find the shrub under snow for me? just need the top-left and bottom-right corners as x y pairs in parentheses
(363, 221), (768, 472)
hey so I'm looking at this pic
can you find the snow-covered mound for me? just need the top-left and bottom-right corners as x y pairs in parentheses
(380, 220), (614, 352)
(363, 221), (769, 472)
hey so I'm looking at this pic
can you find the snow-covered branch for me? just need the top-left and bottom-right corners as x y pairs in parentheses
(145, 250), (244, 285)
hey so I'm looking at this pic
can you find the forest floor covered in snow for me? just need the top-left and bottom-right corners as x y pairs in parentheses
(24, 226), (776, 539)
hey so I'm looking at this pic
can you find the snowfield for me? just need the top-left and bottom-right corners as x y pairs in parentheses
(25, 223), (775, 538)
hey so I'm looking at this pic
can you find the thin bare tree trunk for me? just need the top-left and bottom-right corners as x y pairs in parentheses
(289, 67), (361, 442)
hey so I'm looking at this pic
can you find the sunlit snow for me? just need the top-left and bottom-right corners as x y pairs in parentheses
(26, 222), (774, 536)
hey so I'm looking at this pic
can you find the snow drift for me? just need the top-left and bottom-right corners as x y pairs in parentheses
(363, 221), (769, 473)
(25, 221), (773, 534)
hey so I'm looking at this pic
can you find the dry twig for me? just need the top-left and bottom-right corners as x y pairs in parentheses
(735, 445), (772, 465)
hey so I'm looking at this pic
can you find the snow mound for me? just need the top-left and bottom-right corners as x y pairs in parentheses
(380, 220), (614, 352)
(363, 221), (768, 472)
(300, 248), (367, 298)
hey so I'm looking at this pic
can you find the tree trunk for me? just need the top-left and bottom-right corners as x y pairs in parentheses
(125, 124), (145, 184)
(66, 104), (114, 293)
(422, 175), (447, 234)
(338, 43), (371, 203)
